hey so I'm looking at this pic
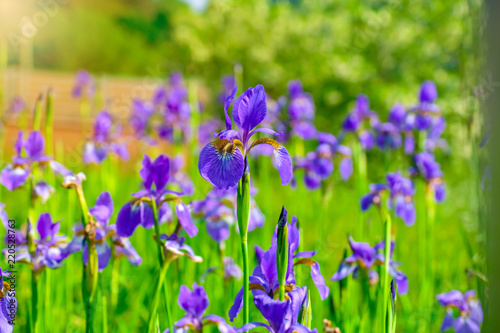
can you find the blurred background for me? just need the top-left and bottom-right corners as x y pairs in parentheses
(0, 0), (493, 332)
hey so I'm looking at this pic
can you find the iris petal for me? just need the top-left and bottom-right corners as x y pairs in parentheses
(199, 139), (245, 191)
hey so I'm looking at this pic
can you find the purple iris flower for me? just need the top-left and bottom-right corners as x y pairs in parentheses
(331, 236), (408, 294)
(64, 192), (142, 271)
(83, 111), (129, 164)
(341, 94), (379, 133)
(409, 81), (440, 131)
(192, 184), (265, 244)
(159, 233), (202, 263)
(12, 213), (71, 273)
(373, 122), (402, 151)
(72, 69), (96, 99)
(229, 209), (329, 323)
(437, 290), (483, 332)
(425, 116), (448, 152)
(361, 172), (416, 226)
(174, 283), (236, 332)
(413, 152), (446, 202)
(286, 80), (316, 140)
(373, 240), (408, 294)
(116, 155), (198, 238)
(198, 85), (293, 190)
(7, 96), (25, 114)
(0, 267), (17, 333)
(293, 133), (353, 190)
(130, 99), (156, 142)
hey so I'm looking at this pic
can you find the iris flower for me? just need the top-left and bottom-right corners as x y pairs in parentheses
(116, 154), (198, 238)
(12, 213), (71, 274)
(198, 85), (293, 191)
(293, 133), (353, 190)
(360, 172), (416, 226)
(83, 111), (129, 164)
(408, 81), (441, 131)
(0, 131), (62, 203)
(229, 208), (329, 323)
(331, 236), (408, 295)
(341, 94), (379, 151)
(192, 185), (265, 245)
(0, 268), (17, 333)
(287, 80), (317, 140)
(71, 69), (96, 99)
(174, 283), (236, 332)
(437, 290), (483, 332)
(64, 192), (142, 271)
(413, 152), (446, 202)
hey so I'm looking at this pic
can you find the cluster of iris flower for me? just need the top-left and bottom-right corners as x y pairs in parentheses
(130, 73), (192, 144)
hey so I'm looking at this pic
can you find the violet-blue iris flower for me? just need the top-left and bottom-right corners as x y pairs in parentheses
(386, 172), (416, 226)
(83, 111), (129, 164)
(341, 94), (379, 133)
(116, 154), (198, 238)
(71, 69), (96, 99)
(229, 209), (329, 323)
(199, 85), (293, 191)
(331, 235), (379, 285)
(0, 131), (63, 202)
(159, 233), (202, 263)
(293, 133), (353, 190)
(437, 290), (483, 332)
(7, 95), (25, 114)
(413, 152), (446, 202)
(12, 213), (71, 274)
(192, 184), (265, 244)
(0, 267), (17, 333)
(287, 80), (317, 140)
(373, 122), (402, 151)
(373, 240), (408, 294)
(174, 283), (236, 332)
(64, 192), (142, 271)
(409, 81), (440, 131)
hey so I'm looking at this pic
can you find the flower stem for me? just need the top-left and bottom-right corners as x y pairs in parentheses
(151, 198), (172, 331)
(354, 139), (367, 240)
(382, 213), (392, 333)
(237, 170), (251, 325)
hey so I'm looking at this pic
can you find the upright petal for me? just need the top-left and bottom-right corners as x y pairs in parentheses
(152, 155), (170, 190)
(178, 283), (209, 318)
(25, 131), (45, 160)
(139, 155), (154, 190)
(90, 191), (114, 224)
(199, 140), (245, 190)
(253, 294), (288, 332)
(233, 85), (267, 137)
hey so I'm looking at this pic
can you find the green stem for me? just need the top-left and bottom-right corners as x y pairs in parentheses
(354, 139), (367, 239)
(148, 262), (171, 333)
(33, 94), (43, 131)
(151, 198), (172, 331)
(45, 88), (54, 156)
(382, 213), (392, 332)
(425, 185), (435, 312)
(237, 170), (251, 325)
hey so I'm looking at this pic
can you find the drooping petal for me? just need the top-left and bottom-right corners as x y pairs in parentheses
(339, 157), (353, 181)
(116, 202), (142, 237)
(199, 139), (245, 191)
(34, 181), (54, 204)
(253, 293), (288, 332)
(248, 138), (292, 186)
(0, 165), (29, 191)
(236, 322), (273, 333)
(176, 202), (198, 238)
(228, 288), (244, 322)
(454, 316), (480, 333)
(331, 261), (356, 281)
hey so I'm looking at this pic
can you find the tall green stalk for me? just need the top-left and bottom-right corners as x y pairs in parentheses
(45, 89), (54, 156)
(237, 169), (251, 325)
(354, 139), (367, 239)
(382, 213), (392, 332)
(151, 198), (172, 332)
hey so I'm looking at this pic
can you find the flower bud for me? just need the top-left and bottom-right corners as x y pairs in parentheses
(276, 206), (288, 301)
